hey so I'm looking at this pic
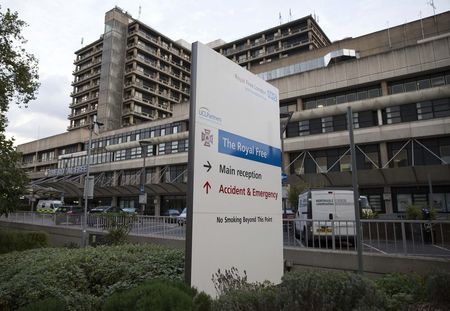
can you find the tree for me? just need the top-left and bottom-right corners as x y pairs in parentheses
(0, 6), (39, 215)
(287, 182), (309, 210)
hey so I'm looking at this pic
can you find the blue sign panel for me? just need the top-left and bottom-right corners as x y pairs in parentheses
(218, 129), (281, 167)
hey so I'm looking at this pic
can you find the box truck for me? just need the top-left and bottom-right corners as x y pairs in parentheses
(294, 189), (370, 244)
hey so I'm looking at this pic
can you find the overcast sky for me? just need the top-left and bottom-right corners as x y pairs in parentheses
(4, 0), (450, 145)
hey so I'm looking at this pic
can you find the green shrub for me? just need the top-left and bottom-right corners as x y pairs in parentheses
(102, 279), (194, 311)
(278, 270), (386, 310)
(0, 229), (48, 254)
(193, 292), (213, 311)
(103, 214), (135, 245)
(425, 271), (450, 305)
(375, 273), (424, 310)
(17, 298), (66, 311)
(0, 244), (184, 310)
(212, 284), (277, 311)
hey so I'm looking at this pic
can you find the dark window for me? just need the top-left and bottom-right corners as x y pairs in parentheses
(404, 81), (417, 92)
(417, 79), (431, 90)
(346, 92), (357, 102)
(431, 76), (445, 87)
(433, 98), (450, 118)
(358, 111), (377, 128)
(357, 90), (368, 100)
(368, 88), (381, 98)
(333, 114), (347, 131)
(286, 122), (299, 137)
(309, 118), (322, 134)
(336, 95), (347, 104)
(388, 142), (410, 167)
(400, 103), (418, 122)
(391, 83), (404, 94)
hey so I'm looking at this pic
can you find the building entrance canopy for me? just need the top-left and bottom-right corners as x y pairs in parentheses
(28, 173), (187, 198)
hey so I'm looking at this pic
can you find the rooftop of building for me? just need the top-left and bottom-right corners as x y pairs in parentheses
(213, 14), (332, 49)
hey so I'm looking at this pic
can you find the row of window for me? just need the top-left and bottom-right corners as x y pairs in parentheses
(59, 139), (189, 169)
(93, 164), (188, 187)
(289, 144), (380, 175)
(390, 185), (450, 213)
(288, 137), (450, 176)
(388, 71), (450, 95)
(89, 122), (184, 150)
(388, 137), (450, 168)
(302, 86), (381, 110)
(384, 98), (450, 124)
(286, 111), (377, 137)
(286, 97), (450, 138)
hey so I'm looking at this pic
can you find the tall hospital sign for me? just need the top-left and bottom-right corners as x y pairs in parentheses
(186, 42), (283, 295)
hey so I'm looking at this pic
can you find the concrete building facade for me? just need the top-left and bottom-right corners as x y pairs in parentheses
(69, 7), (191, 132)
(17, 8), (450, 216)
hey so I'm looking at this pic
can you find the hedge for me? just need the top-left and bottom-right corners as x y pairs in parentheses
(0, 244), (184, 310)
(0, 229), (48, 254)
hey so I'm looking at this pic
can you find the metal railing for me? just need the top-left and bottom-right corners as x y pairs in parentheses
(1, 212), (186, 240)
(1, 212), (449, 257)
(283, 219), (450, 258)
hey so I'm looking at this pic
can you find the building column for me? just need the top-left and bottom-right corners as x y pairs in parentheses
(154, 195), (161, 216)
(155, 166), (162, 183)
(377, 109), (383, 126)
(379, 142), (389, 168)
(296, 98), (303, 111)
(383, 187), (394, 214)
(381, 80), (389, 95)
(111, 196), (118, 208)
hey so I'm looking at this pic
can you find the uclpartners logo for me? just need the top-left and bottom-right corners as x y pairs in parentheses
(198, 107), (222, 124)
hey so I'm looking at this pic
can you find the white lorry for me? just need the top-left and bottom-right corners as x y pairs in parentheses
(294, 189), (370, 244)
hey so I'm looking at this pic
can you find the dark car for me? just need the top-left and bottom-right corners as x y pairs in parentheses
(55, 205), (83, 225)
(162, 209), (180, 224)
(282, 208), (296, 220)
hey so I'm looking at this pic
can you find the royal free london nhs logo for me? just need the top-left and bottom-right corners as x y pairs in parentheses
(201, 129), (214, 147)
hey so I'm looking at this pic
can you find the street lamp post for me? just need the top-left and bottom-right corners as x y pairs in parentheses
(139, 141), (151, 214)
(280, 111), (293, 213)
(347, 106), (363, 273)
(82, 119), (103, 248)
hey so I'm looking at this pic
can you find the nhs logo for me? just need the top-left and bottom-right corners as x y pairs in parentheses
(267, 90), (278, 103)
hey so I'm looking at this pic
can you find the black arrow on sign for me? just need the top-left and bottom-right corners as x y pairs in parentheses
(203, 161), (212, 172)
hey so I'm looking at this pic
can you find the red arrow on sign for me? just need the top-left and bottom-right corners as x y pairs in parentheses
(203, 181), (211, 194)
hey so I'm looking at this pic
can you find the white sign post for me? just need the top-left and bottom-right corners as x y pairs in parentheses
(186, 42), (283, 296)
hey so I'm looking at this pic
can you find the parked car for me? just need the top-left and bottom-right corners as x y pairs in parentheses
(177, 208), (187, 226)
(282, 208), (296, 220)
(89, 206), (124, 214)
(55, 205), (83, 225)
(88, 206), (126, 227)
(36, 200), (62, 214)
(122, 207), (137, 214)
(162, 209), (180, 223)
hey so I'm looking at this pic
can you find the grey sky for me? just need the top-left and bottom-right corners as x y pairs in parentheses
(4, 0), (450, 145)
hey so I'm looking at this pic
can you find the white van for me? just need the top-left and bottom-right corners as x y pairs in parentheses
(295, 189), (360, 244)
(36, 200), (62, 214)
